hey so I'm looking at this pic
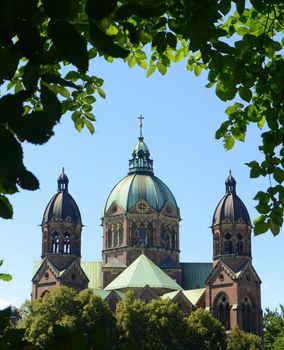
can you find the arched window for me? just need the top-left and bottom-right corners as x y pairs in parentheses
(107, 228), (112, 248)
(171, 231), (176, 249)
(52, 232), (59, 253)
(40, 290), (50, 298)
(161, 230), (170, 249)
(135, 227), (147, 246)
(242, 296), (253, 332)
(63, 232), (71, 253)
(237, 233), (243, 255)
(214, 294), (230, 330)
(224, 232), (232, 254)
(214, 233), (220, 256)
(119, 225), (123, 246)
(113, 228), (118, 247)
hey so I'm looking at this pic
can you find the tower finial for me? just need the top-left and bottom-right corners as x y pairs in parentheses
(229, 169), (232, 176)
(138, 114), (144, 140)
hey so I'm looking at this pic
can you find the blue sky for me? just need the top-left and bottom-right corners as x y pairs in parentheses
(1, 57), (283, 311)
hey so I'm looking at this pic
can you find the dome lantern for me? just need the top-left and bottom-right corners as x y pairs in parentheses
(128, 115), (154, 175)
(57, 167), (69, 192)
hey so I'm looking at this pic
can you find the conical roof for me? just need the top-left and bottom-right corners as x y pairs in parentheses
(104, 254), (182, 291)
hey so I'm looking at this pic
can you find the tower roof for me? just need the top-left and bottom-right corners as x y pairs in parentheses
(103, 120), (179, 216)
(212, 172), (251, 226)
(42, 169), (82, 225)
(104, 254), (182, 291)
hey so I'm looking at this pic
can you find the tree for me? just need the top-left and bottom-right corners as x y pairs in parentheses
(1, 0), (284, 235)
(18, 286), (116, 349)
(263, 305), (284, 350)
(115, 291), (148, 349)
(145, 298), (188, 350)
(226, 326), (263, 350)
(186, 308), (226, 350)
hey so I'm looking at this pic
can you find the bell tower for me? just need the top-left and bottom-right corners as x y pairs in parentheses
(102, 119), (181, 288)
(32, 169), (88, 299)
(205, 172), (262, 335)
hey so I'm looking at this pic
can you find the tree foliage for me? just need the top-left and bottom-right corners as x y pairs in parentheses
(263, 305), (284, 350)
(226, 326), (263, 350)
(1, 0), (284, 235)
(186, 308), (227, 350)
(18, 286), (116, 349)
(0, 260), (12, 282)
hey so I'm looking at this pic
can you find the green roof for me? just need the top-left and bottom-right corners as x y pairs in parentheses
(183, 288), (205, 305)
(92, 289), (125, 300)
(180, 263), (212, 289)
(104, 173), (179, 215)
(161, 288), (205, 306)
(33, 260), (102, 289)
(81, 262), (102, 289)
(104, 254), (183, 291)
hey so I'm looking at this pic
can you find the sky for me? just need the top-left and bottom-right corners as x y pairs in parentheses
(1, 56), (283, 311)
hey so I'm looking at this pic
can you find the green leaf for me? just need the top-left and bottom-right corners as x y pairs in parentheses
(254, 221), (269, 235)
(84, 119), (95, 134)
(128, 55), (136, 68)
(273, 168), (284, 183)
(49, 20), (88, 72)
(255, 204), (270, 214)
(22, 62), (39, 91)
(86, 0), (117, 20)
(0, 273), (12, 281)
(239, 87), (252, 102)
(42, 73), (78, 89)
(11, 111), (57, 144)
(236, 0), (245, 15)
(270, 221), (280, 236)
(0, 195), (13, 219)
(223, 134), (235, 150)
(157, 63), (167, 75)
(147, 65), (156, 77)
(89, 22), (129, 58)
(194, 65), (202, 77)
(85, 112), (96, 121)
(97, 88), (106, 98)
(41, 84), (62, 121)
(17, 168), (39, 191)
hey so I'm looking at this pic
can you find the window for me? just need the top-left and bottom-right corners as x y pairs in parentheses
(119, 226), (123, 246)
(135, 227), (147, 246)
(215, 294), (230, 330)
(224, 233), (232, 254)
(107, 228), (112, 248)
(52, 232), (59, 253)
(171, 231), (176, 249)
(242, 296), (253, 332)
(113, 229), (118, 246)
(63, 232), (71, 253)
(237, 233), (243, 255)
(160, 230), (170, 249)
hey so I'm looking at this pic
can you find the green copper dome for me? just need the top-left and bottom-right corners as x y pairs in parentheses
(104, 124), (179, 216)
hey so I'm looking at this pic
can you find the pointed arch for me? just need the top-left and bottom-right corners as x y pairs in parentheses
(213, 292), (230, 330)
(63, 232), (71, 253)
(242, 294), (254, 332)
(52, 232), (59, 253)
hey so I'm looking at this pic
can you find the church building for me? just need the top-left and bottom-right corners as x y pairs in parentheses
(32, 122), (262, 335)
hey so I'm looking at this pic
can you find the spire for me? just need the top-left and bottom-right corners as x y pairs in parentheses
(128, 116), (154, 174)
(138, 114), (144, 141)
(225, 170), (236, 193)
(57, 167), (69, 192)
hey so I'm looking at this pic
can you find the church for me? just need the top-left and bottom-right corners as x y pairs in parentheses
(32, 121), (263, 335)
